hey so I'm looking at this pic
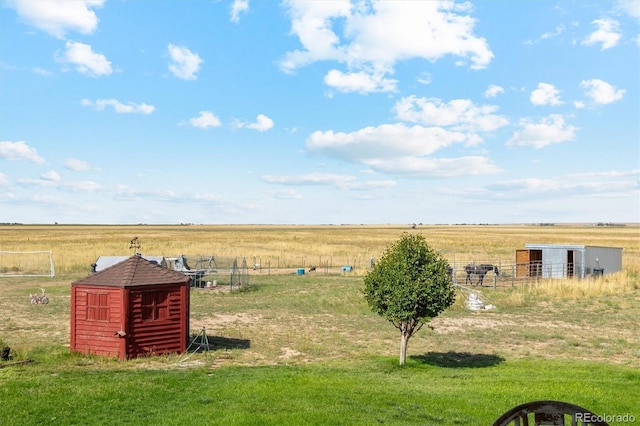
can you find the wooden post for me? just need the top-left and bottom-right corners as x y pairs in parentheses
(70, 285), (76, 354)
(121, 288), (130, 361)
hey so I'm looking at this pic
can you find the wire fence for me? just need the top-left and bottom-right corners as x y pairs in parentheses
(248, 254), (377, 273)
(447, 260), (602, 289)
(168, 255), (249, 291)
(247, 254), (378, 276)
(175, 253), (602, 289)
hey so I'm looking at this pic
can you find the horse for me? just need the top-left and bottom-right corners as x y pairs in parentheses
(465, 264), (499, 286)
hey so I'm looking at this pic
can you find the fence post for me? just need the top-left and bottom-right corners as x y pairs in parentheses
(494, 261), (499, 289)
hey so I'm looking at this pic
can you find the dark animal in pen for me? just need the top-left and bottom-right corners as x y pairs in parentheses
(308, 266), (316, 272)
(465, 264), (499, 286)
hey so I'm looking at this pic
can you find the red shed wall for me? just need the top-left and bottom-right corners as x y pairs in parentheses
(71, 285), (124, 358)
(127, 285), (188, 358)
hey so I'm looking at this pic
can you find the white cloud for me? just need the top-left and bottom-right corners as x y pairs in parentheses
(270, 189), (303, 200)
(188, 111), (221, 129)
(305, 123), (501, 177)
(17, 177), (58, 188)
(0, 172), (9, 186)
(167, 44), (203, 80)
(307, 124), (468, 161)
(280, 1), (492, 93)
(31, 67), (53, 76)
(263, 173), (355, 186)
(394, 96), (509, 133)
(566, 169), (640, 179)
(451, 169), (639, 209)
(0, 141), (45, 163)
(580, 79), (625, 104)
(6, 0), (104, 39)
(582, 18), (622, 50)
(64, 181), (102, 192)
(112, 185), (177, 201)
(341, 179), (396, 190)
(279, 1), (350, 72)
(540, 25), (565, 40)
(487, 174), (638, 198)
(530, 83), (563, 106)
(230, 0), (249, 23)
(484, 84), (504, 98)
(59, 42), (112, 77)
(324, 69), (397, 93)
(365, 156), (502, 178)
(41, 170), (61, 182)
(416, 72), (432, 85)
(524, 25), (566, 45)
(81, 98), (155, 114)
(20, 177), (103, 192)
(261, 173), (396, 191)
(615, 0), (640, 20)
(506, 114), (578, 149)
(64, 158), (90, 171)
(246, 114), (274, 132)
(16, 179), (101, 192)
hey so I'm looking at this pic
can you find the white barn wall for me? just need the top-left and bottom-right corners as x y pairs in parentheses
(524, 244), (622, 279)
(584, 246), (623, 275)
(525, 244), (583, 279)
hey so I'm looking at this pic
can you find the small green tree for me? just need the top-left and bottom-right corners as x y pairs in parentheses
(364, 233), (455, 365)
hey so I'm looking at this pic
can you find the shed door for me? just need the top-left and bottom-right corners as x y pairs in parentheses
(567, 250), (575, 278)
(516, 250), (530, 277)
(516, 250), (542, 277)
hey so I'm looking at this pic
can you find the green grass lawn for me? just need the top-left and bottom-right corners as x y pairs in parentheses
(1, 351), (638, 425)
(1, 272), (639, 425)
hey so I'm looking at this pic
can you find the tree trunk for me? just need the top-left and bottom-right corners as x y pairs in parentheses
(399, 326), (411, 365)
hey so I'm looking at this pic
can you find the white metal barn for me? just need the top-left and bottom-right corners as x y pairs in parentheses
(516, 244), (623, 279)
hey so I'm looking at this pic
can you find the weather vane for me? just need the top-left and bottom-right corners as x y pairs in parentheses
(129, 236), (141, 252)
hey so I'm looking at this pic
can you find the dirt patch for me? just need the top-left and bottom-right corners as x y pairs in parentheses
(432, 316), (517, 334)
(279, 347), (303, 359)
(196, 313), (261, 331)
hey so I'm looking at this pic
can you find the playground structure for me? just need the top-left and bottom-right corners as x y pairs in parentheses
(166, 255), (249, 291)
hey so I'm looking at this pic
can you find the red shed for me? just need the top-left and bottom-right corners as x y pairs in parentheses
(70, 255), (191, 360)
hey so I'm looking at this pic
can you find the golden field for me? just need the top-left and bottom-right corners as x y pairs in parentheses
(0, 223), (638, 276)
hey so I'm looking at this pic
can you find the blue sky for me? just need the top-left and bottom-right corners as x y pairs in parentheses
(1, 0), (638, 225)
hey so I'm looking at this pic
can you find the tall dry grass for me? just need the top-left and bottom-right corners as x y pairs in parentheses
(496, 271), (638, 308)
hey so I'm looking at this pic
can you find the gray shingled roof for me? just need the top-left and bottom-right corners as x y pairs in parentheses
(72, 255), (191, 288)
(93, 255), (166, 272)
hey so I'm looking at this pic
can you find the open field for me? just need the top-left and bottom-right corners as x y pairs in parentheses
(1, 223), (638, 275)
(1, 224), (639, 424)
